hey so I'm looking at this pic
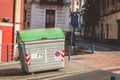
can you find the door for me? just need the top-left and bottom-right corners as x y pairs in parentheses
(45, 10), (55, 28)
(0, 30), (2, 62)
(118, 20), (120, 40)
(106, 24), (109, 40)
(101, 24), (103, 42)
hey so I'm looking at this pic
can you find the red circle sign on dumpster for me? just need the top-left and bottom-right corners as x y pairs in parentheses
(55, 51), (60, 57)
(54, 50), (64, 62)
(54, 51), (61, 61)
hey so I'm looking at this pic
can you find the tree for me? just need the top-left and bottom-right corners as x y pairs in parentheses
(83, 0), (100, 36)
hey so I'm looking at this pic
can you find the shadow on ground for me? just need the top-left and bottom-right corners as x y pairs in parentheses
(0, 68), (61, 77)
(0, 68), (26, 76)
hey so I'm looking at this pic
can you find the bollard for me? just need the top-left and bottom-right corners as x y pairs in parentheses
(6, 44), (9, 62)
(68, 46), (71, 61)
(91, 42), (94, 53)
(111, 76), (117, 80)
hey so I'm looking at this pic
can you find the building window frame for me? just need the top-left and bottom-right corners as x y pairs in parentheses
(112, 0), (115, 5)
(24, 0), (27, 4)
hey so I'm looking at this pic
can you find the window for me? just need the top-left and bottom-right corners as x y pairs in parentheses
(117, 20), (120, 40)
(24, 0), (27, 4)
(112, 0), (115, 5)
(24, 10), (27, 22)
(102, 0), (105, 10)
(107, 0), (109, 7)
(101, 24), (104, 41)
(76, 1), (79, 5)
(76, 8), (79, 12)
(106, 24), (109, 40)
(45, 10), (55, 28)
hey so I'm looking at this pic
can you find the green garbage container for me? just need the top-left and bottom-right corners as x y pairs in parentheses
(17, 28), (65, 73)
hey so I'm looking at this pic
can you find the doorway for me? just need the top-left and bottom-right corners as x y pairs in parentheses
(45, 10), (55, 28)
(101, 24), (103, 42)
(118, 20), (120, 40)
(106, 24), (109, 40)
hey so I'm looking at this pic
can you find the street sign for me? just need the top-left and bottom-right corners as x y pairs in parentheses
(71, 13), (78, 27)
(70, 13), (79, 46)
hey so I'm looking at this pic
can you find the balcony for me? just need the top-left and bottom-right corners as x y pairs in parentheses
(39, 0), (70, 6)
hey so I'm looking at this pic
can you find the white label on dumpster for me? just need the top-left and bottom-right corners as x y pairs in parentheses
(31, 52), (45, 59)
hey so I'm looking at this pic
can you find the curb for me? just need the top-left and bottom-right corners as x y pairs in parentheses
(27, 69), (96, 80)
(101, 66), (120, 70)
(0, 61), (20, 66)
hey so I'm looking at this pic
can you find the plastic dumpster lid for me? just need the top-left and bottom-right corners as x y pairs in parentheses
(18, 28), (65, 42)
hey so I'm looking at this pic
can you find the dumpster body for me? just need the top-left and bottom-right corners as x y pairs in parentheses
(17, 28), (65, 73)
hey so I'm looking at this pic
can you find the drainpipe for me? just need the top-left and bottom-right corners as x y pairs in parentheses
(13, 0), (16, 44)
(12, 0), (16, 60)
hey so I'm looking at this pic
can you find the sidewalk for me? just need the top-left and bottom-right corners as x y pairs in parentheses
(0, 56), (95, 80)
(0, 51), (120, 80)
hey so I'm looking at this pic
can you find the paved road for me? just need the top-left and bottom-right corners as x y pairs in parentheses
(41, 70), (120, 80)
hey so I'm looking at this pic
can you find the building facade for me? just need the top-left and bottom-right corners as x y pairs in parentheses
(70, 0), (85, 12)
(24, 0), (71, 31)
(0, 0), (24, 62)
(96, 0), (120, 45)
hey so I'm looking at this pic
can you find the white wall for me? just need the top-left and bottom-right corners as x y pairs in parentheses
(30, 4), (70, 31)
(57, 6), (70, 31)
(31, 4), (45, 29)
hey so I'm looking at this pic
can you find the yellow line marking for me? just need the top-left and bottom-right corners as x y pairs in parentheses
(42, 70), (96, 80)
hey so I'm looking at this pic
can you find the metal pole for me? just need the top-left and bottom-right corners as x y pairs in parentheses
(91, 42), (94, 53)
(6, 44), (9, 62)
(68, 46), (71, 60)
(72, 27), (76, 46)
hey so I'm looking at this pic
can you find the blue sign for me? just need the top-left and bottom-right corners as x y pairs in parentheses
(71, 13), (78, 27)
(55, 51), (60, 57)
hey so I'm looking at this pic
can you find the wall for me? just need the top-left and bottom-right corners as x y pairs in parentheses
(96, 0), (120, 44)
(0, 0), (24, 62)
(31, 4), (45, 29)
(71, 0), (79, 12)
(0, 0), (14, 62)
(0, 30), (2, 62)
(0, 0), (14, 22)
(98, 11), (120, 42)
(0, 25), (13, 62)
(30, 4), (70, 31)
